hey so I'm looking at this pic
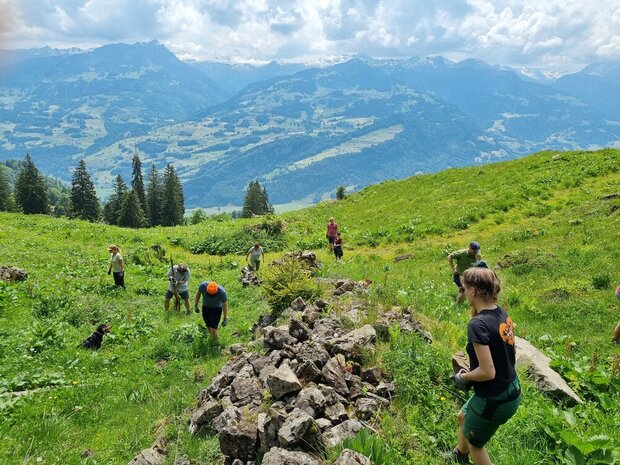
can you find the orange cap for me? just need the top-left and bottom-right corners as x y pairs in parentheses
(206, 282), (218, 295)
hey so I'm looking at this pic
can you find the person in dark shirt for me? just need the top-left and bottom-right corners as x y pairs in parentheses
(333, 232), (343, 261)
(451, 267), (521, 465)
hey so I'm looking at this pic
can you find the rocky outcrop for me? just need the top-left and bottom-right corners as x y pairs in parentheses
(514, 336), (583, 405)
(241, 266), (261, 287)
(334, 449), (372, 465)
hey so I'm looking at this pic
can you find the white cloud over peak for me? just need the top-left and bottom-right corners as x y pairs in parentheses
(1, 0), (619, 71)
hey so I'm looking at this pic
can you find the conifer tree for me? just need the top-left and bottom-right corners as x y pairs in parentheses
(103, 175), (128, 225)
(146, 163), (163, 226)
(242, 180), (273, 217)
(15, 154), (49, 214)
(117, 189), (147, 228)
(0, 165), (14, 212)
(160, 164), (185, 226)
(131, 151), (148, 222)
(70, 159), (100, 221)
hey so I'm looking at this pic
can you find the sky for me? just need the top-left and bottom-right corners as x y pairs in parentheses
(0, 0), (619, 72)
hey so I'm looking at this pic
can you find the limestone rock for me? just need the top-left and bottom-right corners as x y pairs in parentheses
(321, 358), (349, 397)
(262, 447), (324, 465)
(295, 361), (322, 384)
(355, 397), (379, 420)
(230, 376), (263, 406)
(289, 318), (312, 342)
(515, 336), (583, 405)
(334, 449), (371, 465)
(219, 420), (258, 461)
(127, 437), (167, 465)
(189, 400), (223, 434)
(294, 386), (326, 418)
(323, 420), (364, 448)
(277, 408), (322, 451)
(291, 297), (307, 312)
(264, 326), (297, 350)
(267, 364), (303, 399)
(0, 266), (28, 282)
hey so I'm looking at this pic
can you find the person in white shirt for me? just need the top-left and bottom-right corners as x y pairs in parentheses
(165, 264), (191, 314)
(107, 245), (125, 289)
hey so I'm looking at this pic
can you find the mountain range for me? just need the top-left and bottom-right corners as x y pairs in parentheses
(1, 41), (618, 209)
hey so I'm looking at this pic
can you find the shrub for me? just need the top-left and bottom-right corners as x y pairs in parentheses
(591, 274), (611, 290)
(261, 256), (324, 318)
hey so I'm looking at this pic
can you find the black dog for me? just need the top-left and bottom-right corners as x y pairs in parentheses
(81, 323), (111, 349)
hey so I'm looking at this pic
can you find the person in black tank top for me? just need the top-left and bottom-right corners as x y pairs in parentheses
(451, 267), (521, 465)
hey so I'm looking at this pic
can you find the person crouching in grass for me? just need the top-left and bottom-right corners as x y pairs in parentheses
(451, 267), (521, 465)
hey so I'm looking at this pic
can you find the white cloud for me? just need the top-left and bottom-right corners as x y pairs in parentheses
(1, 0), (619, 71)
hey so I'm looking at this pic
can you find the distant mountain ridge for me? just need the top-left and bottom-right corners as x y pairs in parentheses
(1, 42), (619, 209)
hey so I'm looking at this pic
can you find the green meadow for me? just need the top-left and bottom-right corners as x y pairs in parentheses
(0, 149), (618, 464)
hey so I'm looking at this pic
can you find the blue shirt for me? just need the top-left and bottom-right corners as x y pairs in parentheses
(198, 282), (228, 308)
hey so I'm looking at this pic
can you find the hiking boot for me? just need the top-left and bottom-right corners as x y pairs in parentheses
(449, 448), (470, 464)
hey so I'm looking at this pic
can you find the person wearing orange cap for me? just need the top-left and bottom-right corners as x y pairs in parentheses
(194, 280), (228, 341)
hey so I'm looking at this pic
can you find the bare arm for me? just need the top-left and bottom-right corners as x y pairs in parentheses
(194, 290), (201, 307)
(463, 343), (496, 382)
(222, 301), (228, 320)
(448, 254), (456, 273)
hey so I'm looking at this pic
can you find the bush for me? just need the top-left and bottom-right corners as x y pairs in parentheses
(261, 256), (324, 318)
(329, 429), (405, 465)
(591, 274), (611, 290)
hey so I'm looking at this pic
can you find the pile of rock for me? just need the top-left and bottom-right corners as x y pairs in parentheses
(188, 302), (395, 464)
(0, 266), (28, 282)
(271, 251), (320, 270)
(240, 266), (261, 287)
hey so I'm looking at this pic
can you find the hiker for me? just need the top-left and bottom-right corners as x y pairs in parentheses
(448, 241), (482, 303)
(333, 231), (343, 260)
(451, 267), (521, 465)
(246, 243), (265, 271)
(194, 281), (228, 341)
(326, 217), (339, 251)
(107, 245), (125, 289)
(165, 263), (191, 314)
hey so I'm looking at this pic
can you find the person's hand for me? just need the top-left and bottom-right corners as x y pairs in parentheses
(452, 370), (471, 391)
(194, 305), (199, 313)
(451, 267), (457, 274)
(221, 318), (228, 327)
(107, 270), (111, 275)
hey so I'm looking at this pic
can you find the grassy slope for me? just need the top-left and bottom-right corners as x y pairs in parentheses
(0, 148), (618, 464)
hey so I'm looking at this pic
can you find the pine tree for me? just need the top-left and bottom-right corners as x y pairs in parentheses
(117, 189), (147, 228)
(131, 150), (148, 223)
(70, 159), (100, 221)
(15, 154), (49, 214)
(336, 185), (346, 200)
(0, 165), (15, 212)
(103, 175), (128, 225)
(242, 180), (272, 217)
(146, 163), (163, 226)
(261, 186), (274, 214)
(160, 164), (185, 226)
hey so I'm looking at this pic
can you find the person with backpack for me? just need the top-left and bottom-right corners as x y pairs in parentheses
(107, 245), (125, 289)
(333, 232), (343, 261)
(246, 243), (265, 271)
(448, 241), (482, 303)
(194, 281), (228, 341)
(326, 217), (339, 251)
(165, 263), (191, 314)
(451, 267), (521, 465)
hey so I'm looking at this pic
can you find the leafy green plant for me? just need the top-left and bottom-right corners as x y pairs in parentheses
(328, 429), (405, 465)
(591, 274), (611, 290)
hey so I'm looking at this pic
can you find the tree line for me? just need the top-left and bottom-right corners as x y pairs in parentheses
(0, 153), (185, 227)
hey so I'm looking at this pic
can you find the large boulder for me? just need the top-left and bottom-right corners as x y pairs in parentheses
(264, 326), (297, 350)
(219, 420), (258, 461)
(294, 386), (327, 418)
(189, 400), (223, 434)
(329, 325), (376, 360)
(277, 408), (323, 451)
(515, 336), (583, 405)
(321, 358), (349, 397)
(267, 364), (303, 399)
(262, 447), (324, 465)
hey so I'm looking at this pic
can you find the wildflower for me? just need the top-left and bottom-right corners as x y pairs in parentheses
(440, 396), (446, 401)
(72, 380), (78, 385)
